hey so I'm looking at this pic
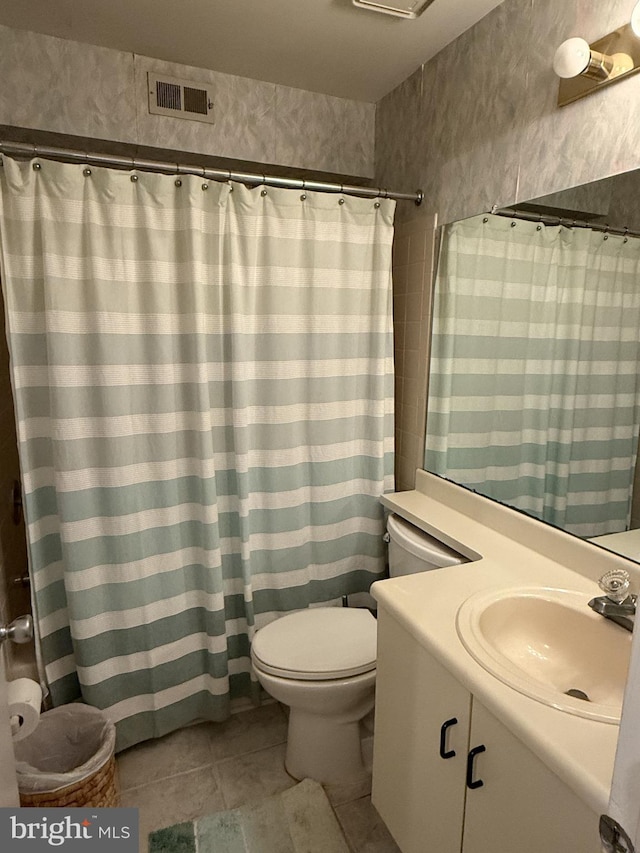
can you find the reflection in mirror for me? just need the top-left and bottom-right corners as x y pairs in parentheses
(424, 175), (640, 550)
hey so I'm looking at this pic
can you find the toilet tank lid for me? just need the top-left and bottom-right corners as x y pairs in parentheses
(251, 607), (377, 681)
(387, 512), (464, 562)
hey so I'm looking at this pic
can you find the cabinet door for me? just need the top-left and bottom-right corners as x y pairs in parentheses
(463, 700), (601, 853)
(372, 607), (471, 853)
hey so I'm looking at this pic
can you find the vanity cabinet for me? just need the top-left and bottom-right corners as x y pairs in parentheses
(371, 607), (601, 853)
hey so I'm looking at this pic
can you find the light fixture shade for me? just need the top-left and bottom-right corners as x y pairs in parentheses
(554, 13), (640, 106)
(632, 1), (640, 37)
(553, 37), (592, 78)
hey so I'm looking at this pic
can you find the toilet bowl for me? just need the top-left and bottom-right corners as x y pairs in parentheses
(251, 514), (467, 785)
(251, 607), (377, 785)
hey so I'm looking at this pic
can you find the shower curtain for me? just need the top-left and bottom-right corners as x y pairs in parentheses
(0, 156), (395, 750)
(426, 212), (640, 538)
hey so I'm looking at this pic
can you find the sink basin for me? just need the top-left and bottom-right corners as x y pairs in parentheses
(456, 587), (632, 723)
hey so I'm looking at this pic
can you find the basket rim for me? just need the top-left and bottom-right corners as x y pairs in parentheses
(18, 754), (118, 803)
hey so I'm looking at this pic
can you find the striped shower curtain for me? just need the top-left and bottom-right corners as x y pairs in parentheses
(0, 156), (395, 750)
(425, 212), (640, 538)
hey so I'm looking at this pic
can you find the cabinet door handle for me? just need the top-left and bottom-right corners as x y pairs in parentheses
(466, 744), (486, 789)
(439, 717), (458, 759)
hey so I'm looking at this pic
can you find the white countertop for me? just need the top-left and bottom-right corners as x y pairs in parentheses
(372, 471), (640, 816)
(591, 528), (640, 563)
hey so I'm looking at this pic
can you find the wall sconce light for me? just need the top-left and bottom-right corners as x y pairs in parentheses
(553, 3), (640, 106)
(553, 38), (616, 81)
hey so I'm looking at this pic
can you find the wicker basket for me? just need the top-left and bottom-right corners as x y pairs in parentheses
(15, 704), (120, 809)
(19, 754), (120, 809)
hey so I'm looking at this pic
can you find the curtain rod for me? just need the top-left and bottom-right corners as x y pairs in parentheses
(0, 140), (423, 205)
(494, 206), (640, 240)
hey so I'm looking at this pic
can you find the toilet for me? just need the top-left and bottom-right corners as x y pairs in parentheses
(250, 513), (467, 785)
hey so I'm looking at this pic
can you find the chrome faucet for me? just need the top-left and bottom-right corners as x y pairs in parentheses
(588, 569), (636, 633)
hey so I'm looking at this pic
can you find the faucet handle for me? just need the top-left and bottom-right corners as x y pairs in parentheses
(598, 569), (631, 603)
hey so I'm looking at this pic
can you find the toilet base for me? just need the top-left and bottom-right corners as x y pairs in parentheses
(285, 709), (369, 786)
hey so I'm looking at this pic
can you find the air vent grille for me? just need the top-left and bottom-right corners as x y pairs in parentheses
(183, 86), (209, 116)
(148, 73), (214, 124)
(156, 80), (182, 111)
(352, 0), (437, 18)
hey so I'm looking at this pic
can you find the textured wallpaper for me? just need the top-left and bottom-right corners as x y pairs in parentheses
(376, 0), (640, 224)
(0, 24), (375, 178)
(0, 26), (137, 144)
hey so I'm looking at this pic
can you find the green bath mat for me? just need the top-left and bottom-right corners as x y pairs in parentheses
(148, 778), (351, 853)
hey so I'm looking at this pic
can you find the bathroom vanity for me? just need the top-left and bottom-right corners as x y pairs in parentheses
(371, 471), (638, 853)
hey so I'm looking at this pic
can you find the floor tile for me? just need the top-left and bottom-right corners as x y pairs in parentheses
(120, 765), (225, 853)
(323, 773), (372, 808)
(334, 796), (402, 853)
(114, 702), (383, 852)
(214, 742), (297, 809)
(208, 702), (288, 762)
(117, 722), (214, 792)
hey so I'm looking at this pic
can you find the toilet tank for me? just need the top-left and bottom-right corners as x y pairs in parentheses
(386, 513), (466, 577)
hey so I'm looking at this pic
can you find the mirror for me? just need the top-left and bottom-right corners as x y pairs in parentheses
(509, 170), (640, 236)
(424, 168), (640, 560)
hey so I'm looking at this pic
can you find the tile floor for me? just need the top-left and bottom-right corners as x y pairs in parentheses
(116, 701), (401, 853)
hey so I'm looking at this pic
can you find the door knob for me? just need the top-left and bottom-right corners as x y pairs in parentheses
(0, 614), (33, 645)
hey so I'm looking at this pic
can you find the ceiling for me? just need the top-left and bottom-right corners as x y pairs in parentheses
(0, 0), (504, 103)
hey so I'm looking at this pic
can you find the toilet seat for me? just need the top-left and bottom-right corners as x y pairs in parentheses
(251, 607), (377, 681)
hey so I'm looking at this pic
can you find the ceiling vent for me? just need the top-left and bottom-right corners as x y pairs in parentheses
(147, 72), (214, 124)
(352, 0), (437, 18)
